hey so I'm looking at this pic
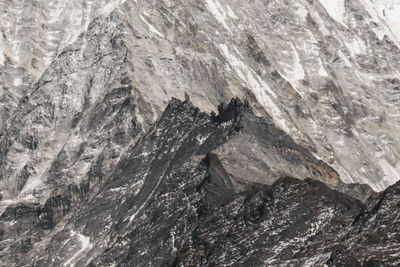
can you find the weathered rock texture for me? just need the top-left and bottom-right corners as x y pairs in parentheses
(0, 0), (400, 266)
(1, 99), (399, 266)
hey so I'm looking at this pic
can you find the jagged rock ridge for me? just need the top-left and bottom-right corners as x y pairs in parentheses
(1, 0), (400, 199)
(0, 99), (398, 266)
(1, 0), (400, 266)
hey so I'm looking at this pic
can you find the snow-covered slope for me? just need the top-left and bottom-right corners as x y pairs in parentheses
(1, 0), (400, 265)
(371, 0), (400, 41)
(1, 0), (400, 205)
(0, 0), (124, 133)
(115, 0), (400, 191)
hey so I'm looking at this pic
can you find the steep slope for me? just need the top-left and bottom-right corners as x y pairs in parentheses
(0, 0), (400, 266)
(2, 0), (399, 195)
(114, 0), (400, 190)
(371, 0), (400, 40)
(1, 98), (398, 266)
(0, 0), (126, 130)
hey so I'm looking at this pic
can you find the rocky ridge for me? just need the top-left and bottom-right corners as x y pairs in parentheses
(1, 0), (400, 201)
(0, 0), (400, 266)
(0, 98), (398, 266)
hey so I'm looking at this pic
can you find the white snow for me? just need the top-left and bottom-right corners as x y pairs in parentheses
(308, 8), (330, 35)
(197, 136), (208, 145)
(277, 44), (305, 96)
(337, 50), (351, 67)
(226, 4), (238, 19)
(294, 2), (309, 22)
(170, 228), (177, 253)
(204, 0), (232, 33)
(129, 172), (163, 222)
(334, 135), (346, 146)
(361, 0), (400, 48)
(291, 44), (305, 81)
(13, 78), (22, 87)
(345, 37), (367, 57)
(100, 0), (126, 16)
(0, 33), (5, 66)
(219, 43), (277, 98)
(318, 58), (329, 76)
(63, 231), (93, 267)
(372, 0), (400, 41)
(140, 15), (164, 38)
(218, 43), (295, 135)
(19, 177), (43, 196)
(47, 1), (65, 24)
(319, 0), (346, 25)
(379, 159), (400, 187)
(16, 131), (71, 199)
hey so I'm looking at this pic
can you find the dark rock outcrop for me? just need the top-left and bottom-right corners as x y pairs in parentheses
(1, 98), (398, 266)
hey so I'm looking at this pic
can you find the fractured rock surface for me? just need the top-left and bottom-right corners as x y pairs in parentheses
(0, 99), (398, 266)
(0, 0), (400, 266)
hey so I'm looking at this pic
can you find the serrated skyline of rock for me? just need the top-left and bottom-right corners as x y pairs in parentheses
(1, 0), (400, 266)
(1, 0), (400, 198)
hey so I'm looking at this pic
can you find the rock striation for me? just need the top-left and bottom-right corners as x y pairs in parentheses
(0, 98), (398, 266)
(0, 0), (400, 266)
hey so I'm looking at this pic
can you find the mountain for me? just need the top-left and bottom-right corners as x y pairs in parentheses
(0, 0), (399, 266)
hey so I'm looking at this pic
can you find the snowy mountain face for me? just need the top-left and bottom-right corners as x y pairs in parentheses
(371, 0), (400, 40)
(0, 0), (400, 266)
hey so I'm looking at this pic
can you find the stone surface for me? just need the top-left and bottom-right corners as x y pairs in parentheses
(0, 98), (398, 266)
(0, 0), (400, 266)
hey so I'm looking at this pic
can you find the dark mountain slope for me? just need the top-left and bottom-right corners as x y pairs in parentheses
(1, 98), (396, 266)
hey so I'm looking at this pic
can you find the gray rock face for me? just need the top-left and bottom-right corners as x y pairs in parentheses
(0, 99), (399, 266)
(0, 0), (400, 266)
(1, 0), (400, 200)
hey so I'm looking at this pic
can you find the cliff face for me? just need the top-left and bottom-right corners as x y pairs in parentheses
(1, 99), (399, 266)
(0, 0), (400, 266)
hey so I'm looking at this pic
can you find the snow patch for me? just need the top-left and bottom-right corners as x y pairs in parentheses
(379, 159), (400, 187)
(291, 44), (305, 81)
(309, 9), (330, 35)
(63, 231), (93, 267)
(278, 44), (305, 96)
(0, 33), (5, 66)
(218, 43), (295, 135)
(345, 37), (367, 57)
(197, 136), (208, 145)
(361, 0), (400, 48)
(294, 2), (309, 22)
(13, 78), (22, 87)
(204, 0), (232, 33)
(318, 58), (329, 76)
(19, 177), (43, 196)
(319, 0), (346, 25)
(128, 173), (163, 222)
(140, 15), (164, 38)
(226, 4), (238, 19)
(100, 0), (126, 16)
(219, 44), (276, 97)
(109, 187), (124, 192)
(372, 0), (400, 41)
(337, 50), (351, 67)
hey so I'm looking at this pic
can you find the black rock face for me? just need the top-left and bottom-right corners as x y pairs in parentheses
(1, 98), (399, 266)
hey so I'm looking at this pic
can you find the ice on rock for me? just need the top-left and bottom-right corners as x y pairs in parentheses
(218, 43), (295, 135)
(140, 15), (164, 38)
(63, 231), (93, 267)
(319, 0), (346, 25)
(379, 159), (400, 187)
(1, 0), (400, 264)
(371, 0), (400, 41)
(204, 0), (233, 33)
